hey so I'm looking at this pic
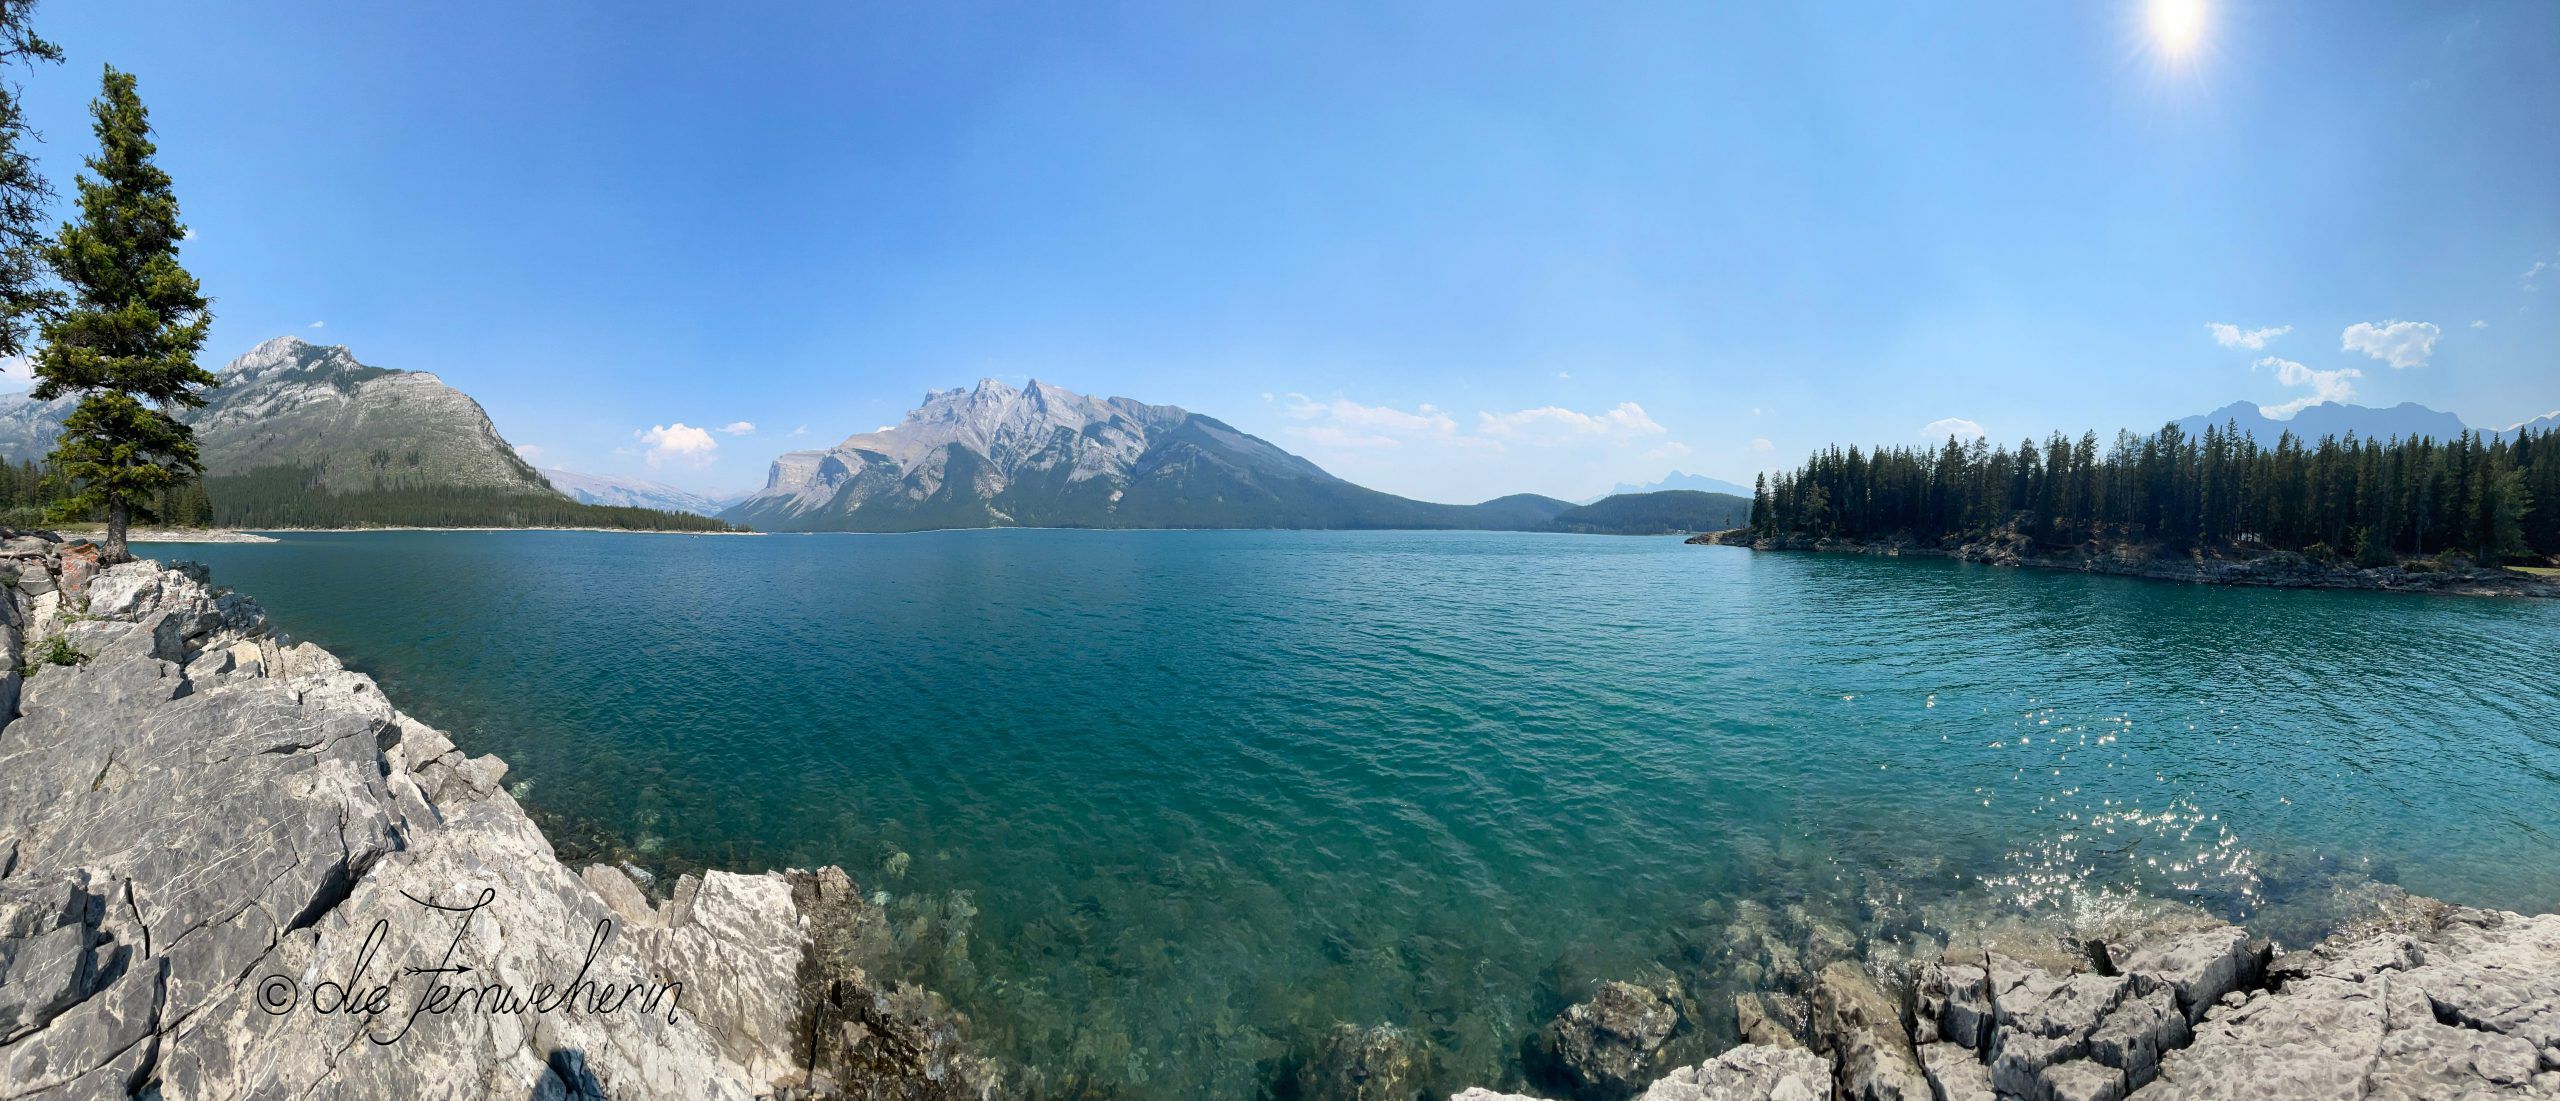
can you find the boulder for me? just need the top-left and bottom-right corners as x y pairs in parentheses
(1536, 980), (1683, 1100)
(2143, 907), (2560, 1099)
(1297, 1023), (1427, 1101)
(1635, 1042), (1831, 1101)
(1808, 961), (1930, 1101)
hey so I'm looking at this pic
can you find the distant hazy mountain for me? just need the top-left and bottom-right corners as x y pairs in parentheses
(1587, 470), (1754, 504)
(541, 468), (737, 516)
(0, 390), (75, 464)
(1545, 490), (1751, 535)
(2498, 410), (2560, 440)
(2173, 400), (2471, 444)
(724, 378), (1574, 532)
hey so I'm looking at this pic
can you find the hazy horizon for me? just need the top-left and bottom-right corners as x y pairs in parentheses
(9, 1), (2553, 502)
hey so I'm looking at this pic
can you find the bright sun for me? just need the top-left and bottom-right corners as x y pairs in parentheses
(2147, 0), (2209, 57)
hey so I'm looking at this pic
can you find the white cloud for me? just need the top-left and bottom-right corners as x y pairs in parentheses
(182, 227), (197, 241)
(1748, 437), (1775, 452)
(513, 442), (544, 462)
(0, 355), (32, 392)
(306, 320), (325, 329)
(1644, 441), (1692, 461)
(1283, 393), (1463, 442)
(718, 421), (756, 436)
(2524, 259), (2551, 289)
(789, 424), (809, 437)
(2472, 319), (2489, 330)
(2255, 356), (2363, 417)
(2340, 320), (2439, 369)
(2207, 322), (2290, 350)
(635, 422), (719, 468)
(1922, 417), (1986, 440)
(1476, 402), (1665, 443)
(1556, 371), (1572, 380)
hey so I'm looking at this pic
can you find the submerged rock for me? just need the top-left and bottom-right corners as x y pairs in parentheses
(1297, 1023), (1428, 1101)
(1534, 979), (1685, 1100)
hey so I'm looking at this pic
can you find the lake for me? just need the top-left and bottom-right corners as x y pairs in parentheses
(148, 529), (2560, 1097)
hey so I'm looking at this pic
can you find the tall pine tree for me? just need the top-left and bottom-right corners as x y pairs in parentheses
(33, 66), (213, 562)
(0, 0), (62, 354)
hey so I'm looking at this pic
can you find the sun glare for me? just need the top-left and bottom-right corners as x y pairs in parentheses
(2147, 0), (2209, 57)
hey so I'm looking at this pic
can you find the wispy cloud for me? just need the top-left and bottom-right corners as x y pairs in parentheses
(306, 320), (326, 329)
(2472, 319), (2489, 330)
(635, 423), (719, 468)
(1270, 393), (1689, 502)
(1475, 402), (1665, 443)
(2256, 356), (2362, 417)
(718, 421), (756, 436)
(2207, 322), (2290, 350)
(1748, 437), (1774, 452)
(1922, 417), (1986, 440)
(2340, 319), (2439, 369)
(0, 355), (33, 392)
(789, 424), (809, 437)
(513, 442), (545, 462)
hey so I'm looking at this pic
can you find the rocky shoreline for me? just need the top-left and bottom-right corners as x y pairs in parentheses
(1685, 529), (2560, 599)
(0, 533), (991, 1100)
(1446, 890), (2559, 1100)
(2, 535), (2555, 1100)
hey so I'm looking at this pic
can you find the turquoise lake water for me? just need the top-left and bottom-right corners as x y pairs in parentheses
(150, 530), (2560, 1097)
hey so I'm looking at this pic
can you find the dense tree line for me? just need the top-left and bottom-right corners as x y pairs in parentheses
(1749, 422), (2556, 565)
(205, 465), (735, 531)
(0, 456), (210, 529)
(1544, 489), (1749, 535)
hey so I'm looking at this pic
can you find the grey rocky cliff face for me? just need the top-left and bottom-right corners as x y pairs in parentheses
(0, 541), (995, 1099)
(732, 377), (1187, 524)
(1453, 891), (2560, 1101)
(0, 336), (562, 495)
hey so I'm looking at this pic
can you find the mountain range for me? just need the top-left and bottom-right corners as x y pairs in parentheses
(540, 468), (744, 517)
(0, 337), (2550, 533)
(721, 378), (1576, 532)
(2170, 400), (2558, 444)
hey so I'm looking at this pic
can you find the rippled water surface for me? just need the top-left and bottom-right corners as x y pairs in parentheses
(155, 530), (2560, 1096)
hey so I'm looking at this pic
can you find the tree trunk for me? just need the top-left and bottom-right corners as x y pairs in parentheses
(105, 498), (130, 564)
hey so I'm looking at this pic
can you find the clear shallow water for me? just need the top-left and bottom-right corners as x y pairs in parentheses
(152, 530), (2560, 1096)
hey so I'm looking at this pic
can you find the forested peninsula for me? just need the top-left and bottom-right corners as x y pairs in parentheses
(1698, 421), (2560, 596)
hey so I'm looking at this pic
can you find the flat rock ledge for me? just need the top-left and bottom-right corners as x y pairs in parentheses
(1684, 529), (2560, 599)
(0, 538), (996, 1100)
(1454, 895), (2560, 1101)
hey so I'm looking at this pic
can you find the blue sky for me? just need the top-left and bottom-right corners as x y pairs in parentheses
(13, 1), (2557, 501)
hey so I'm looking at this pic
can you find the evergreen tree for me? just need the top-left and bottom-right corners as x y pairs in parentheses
(0, 1), (60, 355)
(31, 66), (213, 563)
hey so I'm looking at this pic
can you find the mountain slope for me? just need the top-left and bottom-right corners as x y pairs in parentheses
(191, 336), (555, 493)
(723, 378), (1573, 532)
(1544, 490), (1751, 535)
(540, 468), (738, 517)
(0, 337), (728, 530)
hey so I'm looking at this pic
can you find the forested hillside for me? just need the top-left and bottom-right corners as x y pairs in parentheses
(1749, 422), (2556, 564)
(1544, 490), (1750, 535)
